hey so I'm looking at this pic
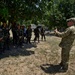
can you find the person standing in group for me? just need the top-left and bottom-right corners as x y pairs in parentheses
(40, 27), (46, 41)
(17, 25), (24, 47)
(54, 18), (75, 72)
(20, 25), (25, 43)
(23, 25), (27, 42)
(11, 22), (18, 47)
(0, 26), (4, 53)
(34, 27), (40, 43)
(2, 21), (10, 50)
(26, 25), (32, 44)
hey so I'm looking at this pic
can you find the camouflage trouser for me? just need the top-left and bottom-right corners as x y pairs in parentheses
(61, 47), (71, 68)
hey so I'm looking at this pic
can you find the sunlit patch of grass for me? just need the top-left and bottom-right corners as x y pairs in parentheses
(0, 35), (75, 75)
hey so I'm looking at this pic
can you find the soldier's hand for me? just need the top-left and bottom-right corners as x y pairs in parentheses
(54, 28), (58, 33)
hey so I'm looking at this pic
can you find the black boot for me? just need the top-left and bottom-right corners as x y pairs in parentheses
(59, 62), (68, 72)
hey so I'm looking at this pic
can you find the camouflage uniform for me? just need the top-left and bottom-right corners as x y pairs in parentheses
(55, 18), (75, 70)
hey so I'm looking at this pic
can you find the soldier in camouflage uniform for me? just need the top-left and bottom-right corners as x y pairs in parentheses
(54, 18), (75, 72)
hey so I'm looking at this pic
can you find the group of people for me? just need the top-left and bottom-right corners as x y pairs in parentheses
(0, 21), (46, 54)
(0, 21), (10, 53)
(0, 17), (75, 72)
(34, 26), (46, 43)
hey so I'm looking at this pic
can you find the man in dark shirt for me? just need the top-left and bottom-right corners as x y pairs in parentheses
(34, 27), (40, 43)
(26, 25), (32, 44)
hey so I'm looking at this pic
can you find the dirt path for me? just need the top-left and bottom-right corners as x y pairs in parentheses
(0, 34), (75, 75)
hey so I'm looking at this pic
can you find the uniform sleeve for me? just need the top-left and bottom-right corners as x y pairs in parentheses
(56, 28), (71, 38)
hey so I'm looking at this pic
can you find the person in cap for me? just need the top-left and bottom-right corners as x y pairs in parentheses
(54, 18), (75, 72)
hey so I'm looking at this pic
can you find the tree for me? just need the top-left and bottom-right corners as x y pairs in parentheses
(0, 0), (75, 29)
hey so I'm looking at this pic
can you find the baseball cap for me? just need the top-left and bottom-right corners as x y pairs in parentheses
(67, 18), (75, 22)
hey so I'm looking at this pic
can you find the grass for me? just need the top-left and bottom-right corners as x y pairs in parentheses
(0, 35), (75, 75)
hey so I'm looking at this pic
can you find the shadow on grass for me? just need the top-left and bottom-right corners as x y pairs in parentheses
(40, 64), (66, 74)
(0, 43), (36, 59)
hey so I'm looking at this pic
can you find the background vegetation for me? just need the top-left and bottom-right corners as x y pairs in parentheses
(0, 0), (75, 29)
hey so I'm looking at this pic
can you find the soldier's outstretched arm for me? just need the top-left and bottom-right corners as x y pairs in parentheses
(54, 28), (71, 37)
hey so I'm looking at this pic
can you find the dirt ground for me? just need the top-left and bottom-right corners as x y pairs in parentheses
(0, 33), (75, 75)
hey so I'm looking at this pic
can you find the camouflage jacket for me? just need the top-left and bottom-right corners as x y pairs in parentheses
(56, 25), (75, 48)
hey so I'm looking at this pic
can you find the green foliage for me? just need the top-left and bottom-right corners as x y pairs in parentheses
(0, 8), (9, 19)
(41, 0), (75, 29)
(0, 1), (9, 21)
(0, 0), (75, 29)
